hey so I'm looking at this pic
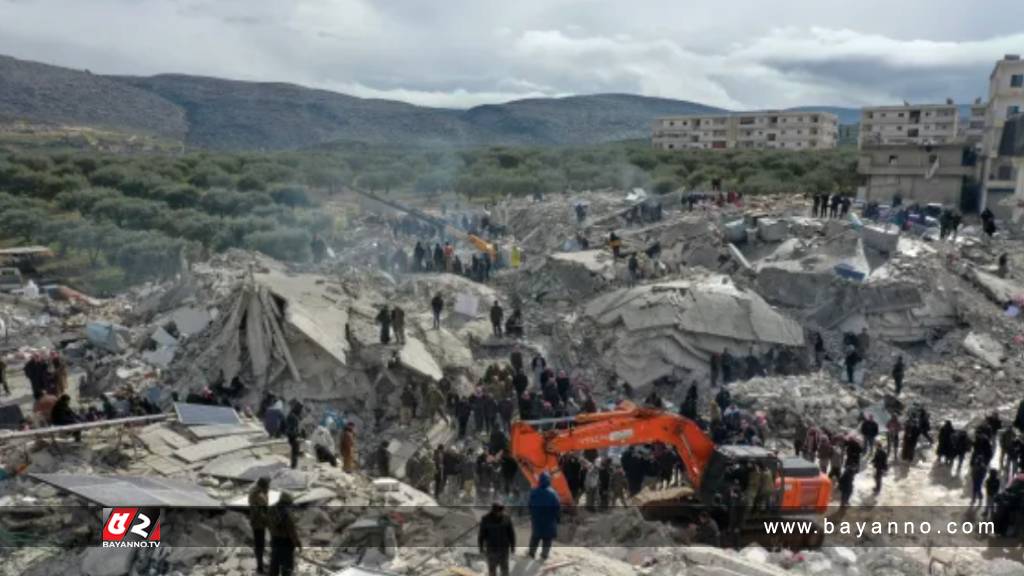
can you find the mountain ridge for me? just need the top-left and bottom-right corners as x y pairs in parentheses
(1, 53), (866, 150)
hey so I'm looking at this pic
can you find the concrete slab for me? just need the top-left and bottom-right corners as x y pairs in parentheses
(861, 225), (899, 254)
(254, 269), (351, 366)
(397, 337), (443, 381)
(174, 435), (252, 463)
(757, 218), (788, 242)
(170, 306), (213, 336)
(963, 332), (1005, 368)
(188, 422), (266, 439)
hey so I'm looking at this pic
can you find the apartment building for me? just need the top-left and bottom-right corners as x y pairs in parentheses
(963, 101), (987, 144)
(981, 55), (1024, 213)
(651, 111), (838, 151)
(857, 143), (976, 207)
(858, 104), (959, 147)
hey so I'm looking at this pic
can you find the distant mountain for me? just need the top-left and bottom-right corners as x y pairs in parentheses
(0, 53), (861, 151)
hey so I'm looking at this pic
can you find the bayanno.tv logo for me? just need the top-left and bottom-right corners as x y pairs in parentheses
(101, 508), (161, 548)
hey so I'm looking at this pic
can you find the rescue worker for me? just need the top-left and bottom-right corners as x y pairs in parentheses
(249, 477), (271, 574)
(268, 492), (301, 576)
(609, 463), (628, 507)
(478, 502), (516, 576)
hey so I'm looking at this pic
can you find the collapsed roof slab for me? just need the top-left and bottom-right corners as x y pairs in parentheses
(254, 269), (350, 366)
(582, 275), (804, 386)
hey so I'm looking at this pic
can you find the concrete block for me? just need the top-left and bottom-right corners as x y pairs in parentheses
(723, 219), (747, 244)
(757, 218), (788, 242)
(861, 225), (899, 254)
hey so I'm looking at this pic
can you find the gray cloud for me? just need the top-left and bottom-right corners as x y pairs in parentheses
(0, 0), (1020, 110)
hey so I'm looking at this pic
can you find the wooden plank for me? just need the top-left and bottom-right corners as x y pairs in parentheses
(173, 435), (252, 463)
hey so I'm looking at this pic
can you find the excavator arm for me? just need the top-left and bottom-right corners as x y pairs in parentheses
(510, 407), (717, 506)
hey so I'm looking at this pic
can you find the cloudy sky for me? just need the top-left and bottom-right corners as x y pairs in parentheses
(1, 0), (1022, 110)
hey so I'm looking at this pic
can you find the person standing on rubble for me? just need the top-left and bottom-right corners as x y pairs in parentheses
(311, 424), (337, 467)
(479, 502), (516, 576)
(861, 414), (879, 457)
(433, 444), (446, 500)
(433, 243), (445, 270)
(0, 358), (8, 396)
(490, 300), (504, 338)
(812, 194), (821, 218)
(527, 472), (561, 561)
(391, 306), (406, 345)
(431, 292), (444, 329)
(886, 413), (902, 463)
(375, 441), (391, 477)
(340, 422), (357, 472)
(268, 492), (301, 576)
(609, 231), (622, 258)
(844, 348), (860, 385)
(892, 356), (905, 396)
(871, 442), (888, 494)
(400, 385), (417, 426)
(425, 382), (448, 424)
(376, 305), (392, 345)
(249, 477), (271, 574)
(829, 194), (841, 219)
(813, 333), (825, 369)
(285, 403), (303, 469)
(627, 252), (639, 285)
(838, 466), (855, 508)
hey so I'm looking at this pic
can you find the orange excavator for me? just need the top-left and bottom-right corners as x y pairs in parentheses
(511, 405), (831, 546)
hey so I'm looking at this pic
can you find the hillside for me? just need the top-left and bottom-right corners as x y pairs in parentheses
(2, 53), (861, 151)
(0, 55), (187, 141)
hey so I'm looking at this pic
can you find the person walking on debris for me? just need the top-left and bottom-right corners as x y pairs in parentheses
(813, 333), (825, 369)
(886, 413), (902, 462)
(376, 305), (392, 344)
(871, 442), (888, 494)
(861, 414), (879, 456)
(312, 424), (337, 467)
(892, 356), (905, 396)
(812, 194), (821, 218)
(609, 231), (621, 258)
(285, 403), (303, 469)
(838, 466), (855, 508)
(431, 292), (444, 329)
(479, 502), (516, 576)
(970, 454), (987, 507)
(984, 468), (1001, 517)
(340, 422), (357, 472)
(490, 300), (504, 337)
(268, 492), (301, 576)
(829, 194), (841, 219)
(375, 441), (391, 477)
(628, 252), (639, 285)
(391, 306), (406, 345)
(528, 472), (561, 561)
(249, 477), (271, 574)
(998, 253), (1009, 278)
(844, 348), (860, 385)
(433, 444), (446, 500)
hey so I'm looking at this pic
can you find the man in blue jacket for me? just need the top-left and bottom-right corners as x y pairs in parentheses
(527, 472), (561, 560)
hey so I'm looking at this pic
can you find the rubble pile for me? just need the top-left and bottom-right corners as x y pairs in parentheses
(3, 188), (1024, 576)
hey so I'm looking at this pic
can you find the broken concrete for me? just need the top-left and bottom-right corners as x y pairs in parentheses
(963, 332), (1004, 368)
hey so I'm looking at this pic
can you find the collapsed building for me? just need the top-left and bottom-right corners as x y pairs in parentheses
(2, 187), (1024, 576)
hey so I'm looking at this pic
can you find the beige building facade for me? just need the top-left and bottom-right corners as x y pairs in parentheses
(981, 55), (1024, 212)
(652, 111), (838, 151)
(857, 143), (976, 207)
(858, 104), (959, 147)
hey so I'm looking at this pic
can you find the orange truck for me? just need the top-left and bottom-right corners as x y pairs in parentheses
(511, 405), (831, 546)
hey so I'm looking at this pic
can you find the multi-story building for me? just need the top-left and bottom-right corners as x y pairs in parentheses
(858, 104), (960, 147)
(651, 111), (838, 150)
(963, 100), (987, 144)
(981, 55), (1024, 214)
(857, 143), (977, 207)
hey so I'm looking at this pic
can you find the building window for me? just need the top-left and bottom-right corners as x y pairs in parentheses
(888, 155), (898, 165)
(1011, 74), (1023, 88)
(1009, 105), (1021, 117)
(998, 165), (1014, 180)
(908, 128), (919, 137)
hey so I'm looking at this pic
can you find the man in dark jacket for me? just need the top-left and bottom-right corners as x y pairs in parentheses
(376, 305), (392, 344)
(892, 356), (905, 396)
(479, 502), (516, 576)
(527, 472), (560, 560)
(249, 477), (271, 574)
(871, 443), (888, 494)
(490, 301), (504, 337)
(268, 492), (301, 576)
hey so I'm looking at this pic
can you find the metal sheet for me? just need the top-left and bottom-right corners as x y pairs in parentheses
(174, 402), (241, 426)
(30, 473), (222, 508)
